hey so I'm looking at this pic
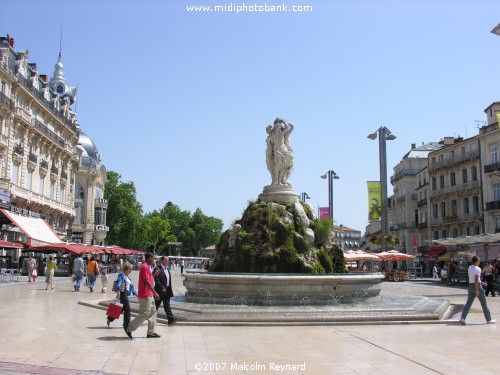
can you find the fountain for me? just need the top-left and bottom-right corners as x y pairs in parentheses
(90, 118), (455, 325)
(184, 118), (383, 305)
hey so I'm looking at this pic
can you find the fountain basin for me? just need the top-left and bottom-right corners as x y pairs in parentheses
(183, 271), (384, 305)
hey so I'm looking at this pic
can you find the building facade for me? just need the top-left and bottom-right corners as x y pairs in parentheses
(332, 224), (361, 251)
(0, 34), (107, 247)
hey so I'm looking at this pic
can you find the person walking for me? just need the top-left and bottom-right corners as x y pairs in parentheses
(45, 255), (57, 290)
(107, 262), (137, 329)
(459, 256), (496, 325)
(432, 264), (439, 279)
(482, 262), (496, 297)
(124, 252), (161, 339)
(154, 256), (176, 326)
(73, 254), (84, 291)
(26, 254), (37, 282)
(87, 256), (100, 293)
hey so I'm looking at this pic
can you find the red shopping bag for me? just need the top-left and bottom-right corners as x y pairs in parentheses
(106, 300), (123, 320)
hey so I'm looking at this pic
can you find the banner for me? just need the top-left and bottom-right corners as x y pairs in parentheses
(367, 181), (382, 221)
(497, 112), (500, 128)
(319, 207), (330, 220)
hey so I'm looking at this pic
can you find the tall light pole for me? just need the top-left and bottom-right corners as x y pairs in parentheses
(300, 192), (310, 202)
(320, 170), (340, 222)
(367, 127), (396, 252)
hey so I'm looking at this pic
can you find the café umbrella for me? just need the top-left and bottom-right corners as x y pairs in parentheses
(377, 250), (416, 262)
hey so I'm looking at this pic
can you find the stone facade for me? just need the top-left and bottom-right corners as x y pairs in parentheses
(0, 34), (107, 245)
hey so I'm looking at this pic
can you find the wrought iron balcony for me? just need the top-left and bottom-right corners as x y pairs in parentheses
(0, 91), (13, 110)
(417, 198), (428, 207)
(13, 143), (24, 155)
(418, 222), (428, 229)
(28, 153), (38, 163)
(486, 200), (500, 211)
(484, 162), (500, 174)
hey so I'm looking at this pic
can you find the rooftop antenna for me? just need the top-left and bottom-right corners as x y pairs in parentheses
(473, 120), (486, 130)
(59, 27), (63, 58)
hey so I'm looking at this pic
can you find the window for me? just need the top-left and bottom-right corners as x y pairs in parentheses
(462, 169), (468, 184)
(50, 181), (55, 200)
(494, 183), (500, 202)
(76, 206), (84, 225)
(27, 170), (33, 190)
(39, 176), (45, 195)
(431, 157), (436, 164)
(439, 154), (444, 161)
(441, 202), (446, 217)
(451, 200), (457, 215)
(472, 166), (477, 181)
(11, 161), (20, 185)
(96, 185), (103, 199)
(475, 226), (480, 235)
(452, 228), (458, 237)
(432, 177), (437, 191)
(496, 218), (500, 233)
(440, 175), (445, 189)
(442, 230), (447, 238)
(434, 231), (439, 240)
(59, 186), (65, 203)
(433, 203), (438, 218)
(450, 150), (455, 158)
(491, 146), (498, 164)
(450, 172), (456, 186)
(463, 198), (469, 214)
(473, 196), (480, 213)
(461, 146), (466, 155)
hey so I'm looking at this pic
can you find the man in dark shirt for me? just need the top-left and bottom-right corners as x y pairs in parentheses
(154, 256), (176, 326)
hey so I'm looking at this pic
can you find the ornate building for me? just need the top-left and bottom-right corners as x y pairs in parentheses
(0, 34), (107, 247)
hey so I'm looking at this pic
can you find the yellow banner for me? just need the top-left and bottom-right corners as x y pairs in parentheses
(496, 112), (500, 128)
(367, 181), (382, 221)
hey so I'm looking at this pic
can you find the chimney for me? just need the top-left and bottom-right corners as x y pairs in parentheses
(9, 38), (14, 48)
(40, 74), (48, 82)
(411, 143), (416, 149)
(443, 137), (454, 145)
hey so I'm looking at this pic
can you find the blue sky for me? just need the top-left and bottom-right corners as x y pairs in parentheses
(4, 0), (500, 232)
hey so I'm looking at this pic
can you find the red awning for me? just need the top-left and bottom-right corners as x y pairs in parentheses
(0, 240), (23, 249)
(423, 248), (447, 257)
(0, 208), (62, 246)
(30, 243), (144, 256)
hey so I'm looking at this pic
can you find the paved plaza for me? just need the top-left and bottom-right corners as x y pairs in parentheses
(0, 267), (499, 375)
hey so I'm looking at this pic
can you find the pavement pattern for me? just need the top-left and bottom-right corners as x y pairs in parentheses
(0, 267), (499, 375)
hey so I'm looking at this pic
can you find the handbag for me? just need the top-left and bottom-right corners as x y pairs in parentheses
(112, 274), (126, 292)
(106, 299), (123, 320)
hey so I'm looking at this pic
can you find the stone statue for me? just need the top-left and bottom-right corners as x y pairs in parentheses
(265, 118), (294, 185)
(228, 224), (241, 249)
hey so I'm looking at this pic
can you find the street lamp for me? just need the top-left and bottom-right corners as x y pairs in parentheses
(300, 192), (310, 202)
(367, 127), (396, 252)
(320, 170), (340, 222)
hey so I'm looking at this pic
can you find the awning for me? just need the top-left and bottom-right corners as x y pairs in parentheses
(30, 243), (144, 256)
(0, 240), (23, 249)
(422, 247), (447, 258)
(0, 209), (62, 247)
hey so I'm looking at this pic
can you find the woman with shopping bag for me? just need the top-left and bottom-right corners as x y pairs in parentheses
(106, 262), (137, 330)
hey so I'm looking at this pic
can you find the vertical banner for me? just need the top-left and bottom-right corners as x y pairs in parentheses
(367, 181), (382, 221)
(319, 207), (330, 220)
(496, 112), (500, 128)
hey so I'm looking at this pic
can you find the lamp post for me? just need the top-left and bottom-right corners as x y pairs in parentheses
(367, 127), (396, 252)
(300, 192), (310, 202)
(320, 170), (340, 222)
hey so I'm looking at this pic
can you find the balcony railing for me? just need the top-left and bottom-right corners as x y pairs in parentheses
(391, 168), (421, 183)
(0, 91), (14, 110)
(40, 160), (48, 170)
(28, 152), (38, 164)
(396, 196), (406, 204)
(417, 198), (428, 207)
(418, 222), (428, 229)
(428, 150), (480, 172)
(484, 162), (500, 174)
(31, 118), (65, 147)
(13, 143), (24, 155)
(486, 200), (500, 211)
(15, 72), (77, 134)
(429, 179), (481, 198)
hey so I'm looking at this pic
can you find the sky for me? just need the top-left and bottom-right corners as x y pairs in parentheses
(3, 0), (500, 233)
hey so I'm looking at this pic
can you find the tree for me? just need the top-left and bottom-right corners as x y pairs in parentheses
(104, 171), (146, 249)
(146, 215), (176, 254)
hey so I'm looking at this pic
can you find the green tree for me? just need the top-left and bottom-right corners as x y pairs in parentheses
(313, 218), (333, 248)
(146, 215), (176, 254)
(104, 171), (146, 249)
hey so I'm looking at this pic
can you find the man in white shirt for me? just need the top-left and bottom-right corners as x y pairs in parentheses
(459, 256), (496, 325)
